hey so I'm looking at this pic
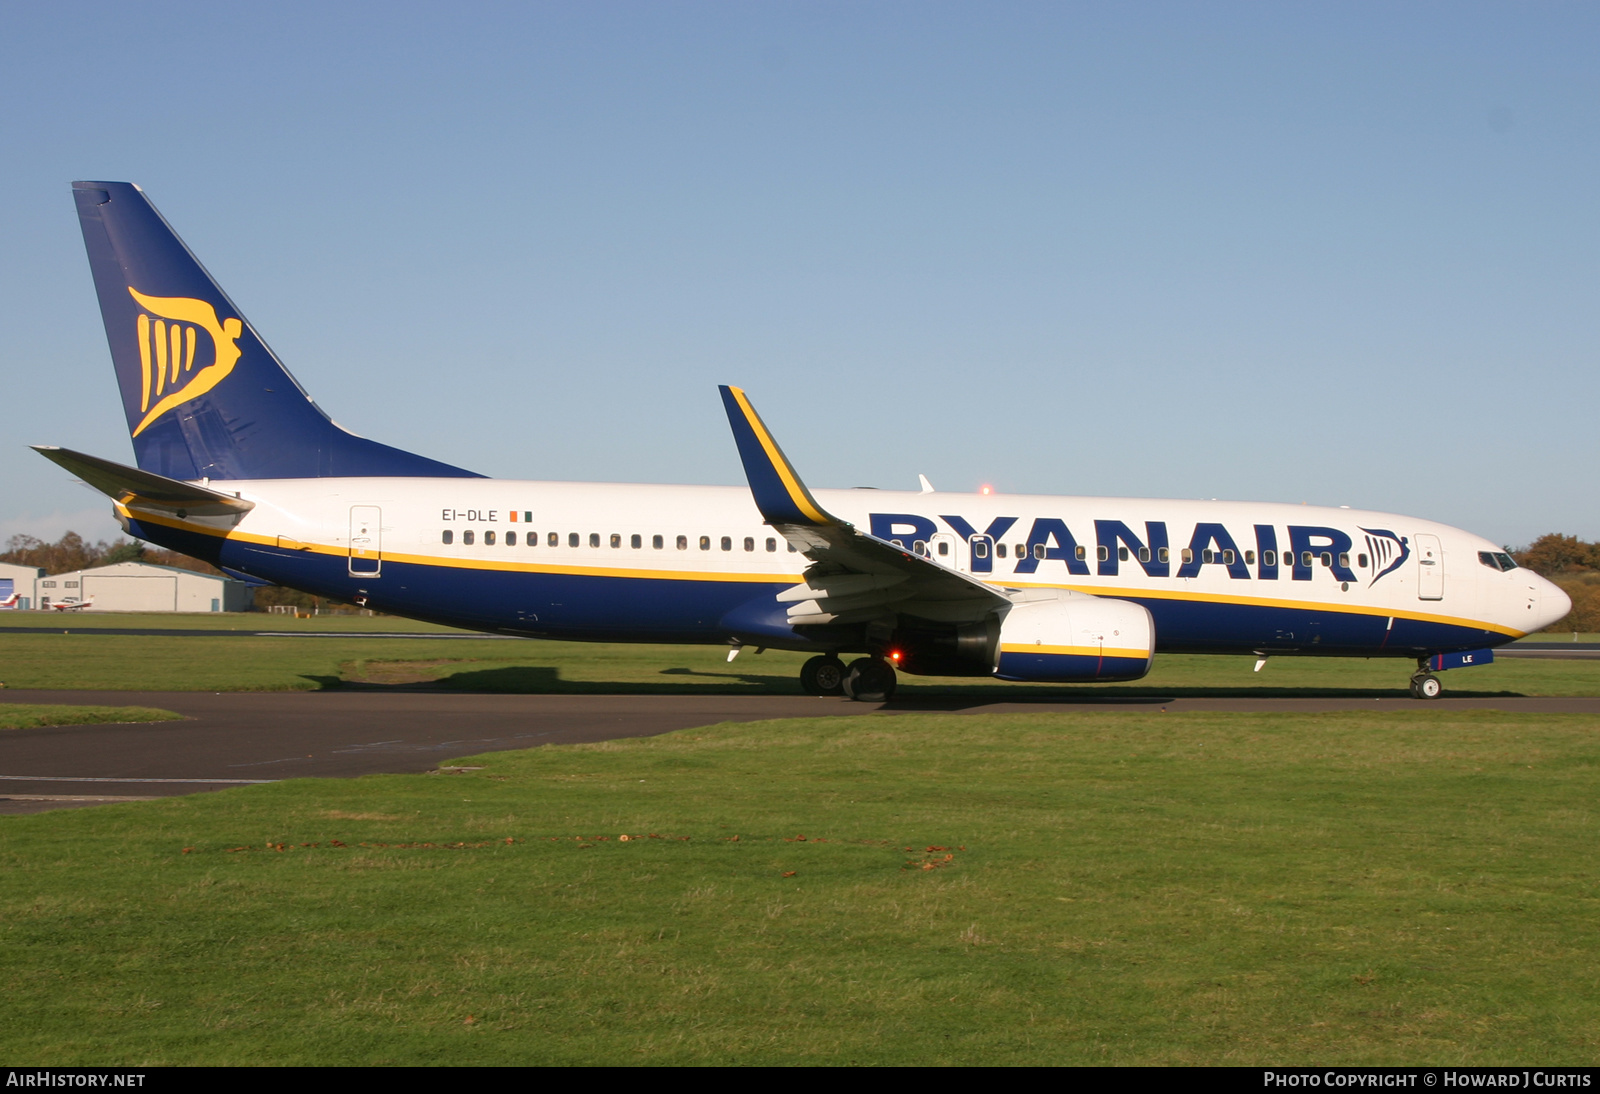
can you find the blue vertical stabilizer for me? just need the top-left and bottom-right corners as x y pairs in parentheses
(72, 181), (481, 481)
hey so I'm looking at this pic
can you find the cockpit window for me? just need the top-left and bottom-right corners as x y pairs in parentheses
(1479, 551), (1519, 572)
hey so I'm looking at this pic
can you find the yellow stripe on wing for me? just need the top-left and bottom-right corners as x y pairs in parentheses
(727, 386), (830, 525)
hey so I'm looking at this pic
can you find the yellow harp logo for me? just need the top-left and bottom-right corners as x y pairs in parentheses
(127, 287), (244, 437)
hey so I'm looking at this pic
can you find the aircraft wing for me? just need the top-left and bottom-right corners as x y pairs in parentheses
(719, 386), (1009, 625)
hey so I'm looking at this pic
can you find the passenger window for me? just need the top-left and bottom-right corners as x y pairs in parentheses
(677, 535), (688, 550)
(744, 537), (755, 552)
(1302, 551), (1313, 567)
(569, 533), (579, 548)
(996, 544), (1007, 559)
(1138, 547), (1150, 563)
(1359, 553), (1369, 568)
(1014, 544), (1024, 558)
(1097, 546), (1109, 562)
(1222, 549), (1234, 565)
(464, 530), (475, 546)
(1244, 550), (1255, 565)
(766, 538), (777, 552)
(485, 530), (496, 546)
(589, 533), (600, 548)
(631, 534), (642, 549)
(1264, 550), (1276, 566)
(506, 531), (517, 546)
(973, 539), (990, 559)
(1119, 546), (1130, 562)
(913, 540), (928, 556)
(1075, 545), (1087, 561)
(1202, 549), (1214, 564)
(529, 532), (538, 547)
(608, 534), (620, 548)
(1033, 543), (1046, 560)
(442, 530), (453, 545)
(1320, 552), (1332, 567)
(653, 535), (664, 549)
(548, 532), (558, 547)
(721, 536), (733, 551)
(1158, 547), (1170, 563)
(1181, 549), (1193, 564)
(700, 536), (711, 551)
(1338, 552), (1349, 568)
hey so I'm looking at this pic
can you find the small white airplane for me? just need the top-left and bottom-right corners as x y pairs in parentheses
(47, 598), (94, 612)
(37, 182), (1571, 700)
(0, 592), (20, 609)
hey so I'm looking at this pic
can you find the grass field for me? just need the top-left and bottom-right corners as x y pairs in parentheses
(0, 704), (180, 730)
(1, 614), (1598, 696)
(2, 709), (1598, 1065)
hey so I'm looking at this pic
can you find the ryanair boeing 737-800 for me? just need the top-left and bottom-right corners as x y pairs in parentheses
(36, 182), (1571, 700)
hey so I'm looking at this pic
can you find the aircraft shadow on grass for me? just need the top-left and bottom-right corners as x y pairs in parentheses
(303, 665), (1523, 704)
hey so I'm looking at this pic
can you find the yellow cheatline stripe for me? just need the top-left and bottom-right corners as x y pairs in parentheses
(1009, 579), (1525, 638)
(999, 644), (1151, 659)
(728, 386), (830, 525)
(110, 505), (1529, 638)
(118, 506), (801, 585)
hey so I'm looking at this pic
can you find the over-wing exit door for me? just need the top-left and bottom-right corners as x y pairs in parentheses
(349, 506), (382, 576)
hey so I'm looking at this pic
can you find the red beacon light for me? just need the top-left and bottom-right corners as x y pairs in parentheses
(979, 484), (994, 495)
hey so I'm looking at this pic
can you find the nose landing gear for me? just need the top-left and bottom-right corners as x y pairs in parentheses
(1410, 672), (1443, 700)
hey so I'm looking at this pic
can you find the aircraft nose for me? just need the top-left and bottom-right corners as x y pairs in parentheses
(1529, 573), (1572, 633)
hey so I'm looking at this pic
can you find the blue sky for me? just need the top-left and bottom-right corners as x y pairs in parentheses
(2, 1), (1596, 548)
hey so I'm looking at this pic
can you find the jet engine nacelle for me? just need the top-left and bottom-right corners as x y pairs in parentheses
(993, 589), (1154, 683)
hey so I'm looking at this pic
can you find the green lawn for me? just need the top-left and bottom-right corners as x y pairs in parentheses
(0, 704), (181, 730)
(2, 709), (1597, 1065)
(1, 620), (1597, 696)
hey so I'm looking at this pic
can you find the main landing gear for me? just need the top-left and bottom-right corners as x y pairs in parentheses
(799, 655), (897, 702)
(1409, 671), (1443, 700)
(800, 655), (846, 696)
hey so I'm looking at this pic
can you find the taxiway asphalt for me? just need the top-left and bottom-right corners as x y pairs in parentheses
(4, 688), (1600, 814)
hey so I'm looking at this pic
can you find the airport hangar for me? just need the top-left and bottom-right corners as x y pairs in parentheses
(1, 560), (253, 612)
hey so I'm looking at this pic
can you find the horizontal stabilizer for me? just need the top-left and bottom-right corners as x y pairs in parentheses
(33, 445), (255, 524)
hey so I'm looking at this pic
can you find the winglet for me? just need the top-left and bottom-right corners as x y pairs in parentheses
(718, 386), (842, 527)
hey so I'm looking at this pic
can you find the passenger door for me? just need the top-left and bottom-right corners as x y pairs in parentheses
(1416, 533), (1443, 600)
(349, 506), (382, 577)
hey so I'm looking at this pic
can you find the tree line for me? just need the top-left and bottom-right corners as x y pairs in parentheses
(1512, 534), (1600, 634)
(4, 529), (1597, 629)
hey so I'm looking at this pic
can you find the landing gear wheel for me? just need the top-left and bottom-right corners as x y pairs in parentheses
(842, 657), (897, 702)
(800, 655), (847, 697)
(1410, 673), (1443, 700)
